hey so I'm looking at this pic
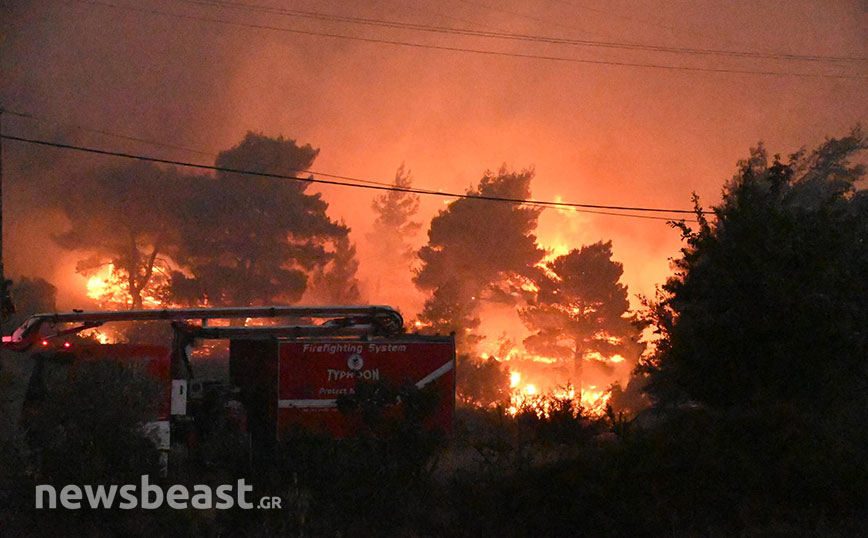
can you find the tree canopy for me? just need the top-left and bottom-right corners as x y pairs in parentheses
(414, 167), (544, 350)
(54, 161), (182, 309)
(368, 163), (421, 262)
(52, 132), (359, 309)
(643, 128), (868, 410)
(520, 241), (642, 384)
(7, 277), (56, 327)
(170, 132), (350, 306)
(307, 231), (363, 304)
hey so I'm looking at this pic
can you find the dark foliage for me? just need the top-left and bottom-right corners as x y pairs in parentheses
(8, 131), (868, 538)
(415, 167), (544, 352)
(642, 128), (868, 410)
(445, 405), (868, 538)
(6, 277), (56, 328)
(366, 164), (421, 312)
(172, 132), (353, 307)
(51, 132), (361, 309)
(455, 353), (511, 407)
(54, 161), (183, 309)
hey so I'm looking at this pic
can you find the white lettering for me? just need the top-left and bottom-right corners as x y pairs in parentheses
(33, 477), (270, 511)
(142, 475), (163, 509)
(237, 479), (253, 509)
(215, 485), (234, 509)
(191, 485), (212, 509)
(35, 485), (56, 509)
(119, 484), (137, 509)
(166, 485), (188, 509)
(304, 343), (363, 354)
(367, 343), (407, 353)
(60, 485), (81, 509)
(84, 484), (117, 509)
(327, 369), (380, 382)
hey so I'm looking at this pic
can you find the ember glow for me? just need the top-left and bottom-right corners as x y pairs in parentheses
(85, 263), (175, 310)
(506, 376), (614, 417)
(6, 0), (860, 431)
(507, 379), (611, 417)
(80, 328), (114, 345)
(510, 371), (521, 388)
(500, 345), (620, 417)
(5, 1), (865, 328)
(84, 264), (152, 308)
(475, 294), (630, 416)
(85, 264), (127, 306)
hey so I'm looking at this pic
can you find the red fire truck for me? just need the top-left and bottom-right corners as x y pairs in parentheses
(3, 306), (455, 466)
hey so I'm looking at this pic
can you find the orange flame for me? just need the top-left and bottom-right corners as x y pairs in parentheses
(85, 263), (176, 309)
(490, 339), (622, 417)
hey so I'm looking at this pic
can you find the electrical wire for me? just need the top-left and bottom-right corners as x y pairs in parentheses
(2, 107), (699, 222)
(70, 0), (867, 80)
(175, 0), (868, 63)
(0, 133), (698, 222)
(2, 107), (448, 190)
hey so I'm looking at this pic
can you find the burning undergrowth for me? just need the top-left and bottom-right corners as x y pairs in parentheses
(461, 341), (634, 418)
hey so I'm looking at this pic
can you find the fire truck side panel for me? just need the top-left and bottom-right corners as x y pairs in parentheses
(276, 338), (455, 439)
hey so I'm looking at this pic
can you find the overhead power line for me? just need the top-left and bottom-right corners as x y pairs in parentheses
(71, 0), (867, 80)
(2, 107), (700, 222)
(0, 133), (697, 222)
(3, 108), (216, 159)
(373, 0), (509, 34)
(547, 0), (684, 34)
(179, 0), (868, 64)
(2, 107), (451, 191)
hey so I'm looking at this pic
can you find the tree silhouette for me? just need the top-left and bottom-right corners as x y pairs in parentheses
(53, 161), (182, 309)
(307, 231), (363, 304)
(643, 128), (868, 409)
(53, 133), (360, 309)
(414, 167), (544, 351)
(170, 132), (351, 306)
(369, 163), (421, 261)
(8, 277), (56, 325)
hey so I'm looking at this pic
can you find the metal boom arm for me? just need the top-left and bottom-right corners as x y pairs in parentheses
(2, 305), (404, 351)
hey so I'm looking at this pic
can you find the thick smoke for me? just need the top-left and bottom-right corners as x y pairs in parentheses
(363, 164), (422, 315)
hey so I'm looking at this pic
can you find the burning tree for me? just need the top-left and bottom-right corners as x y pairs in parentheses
(54, 133), (361, 310)
(414, 167), (544, 351)
(369, 163), (421, 258)
(169, 132), (355, 306)
(53, 161), (182, 309)
(519, 242), (642, 387)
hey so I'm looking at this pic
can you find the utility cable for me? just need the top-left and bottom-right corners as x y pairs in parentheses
(70, 0), (867, 80)
(1, 133), (698, 221)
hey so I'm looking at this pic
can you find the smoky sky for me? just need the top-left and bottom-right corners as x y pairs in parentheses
(1, 0), (866, 313)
